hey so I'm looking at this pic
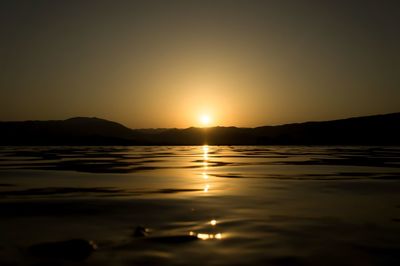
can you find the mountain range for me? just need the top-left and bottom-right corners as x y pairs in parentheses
(0, 113), (399, 145)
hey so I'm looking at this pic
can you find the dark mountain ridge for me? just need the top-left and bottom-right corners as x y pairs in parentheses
(0, 117), (135, 145)
(0, 113), (399, 145)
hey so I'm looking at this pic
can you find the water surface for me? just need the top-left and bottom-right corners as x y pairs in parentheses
(0, 146), (399, 265)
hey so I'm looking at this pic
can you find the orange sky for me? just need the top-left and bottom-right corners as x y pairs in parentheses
(1, 1), (399, 128)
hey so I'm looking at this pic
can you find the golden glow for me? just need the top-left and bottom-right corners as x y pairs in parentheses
(189, 219), (223, 241)
(196, 233), (223, 240)
(197, 233), (210, 240)
(202, 172), (208, 179)
(202, 145), (209, 152)
(202, 145), (209, 168)
(199, 115), (212, 126)
(202, 145), (210, 193)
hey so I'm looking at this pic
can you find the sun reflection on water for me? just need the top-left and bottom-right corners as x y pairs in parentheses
(202, 145), (209, 153)
(202, 145), (210, 193)
(191, 147), (225, 240)
(197, 233), (223, 240)
(189, 231), (223, 240)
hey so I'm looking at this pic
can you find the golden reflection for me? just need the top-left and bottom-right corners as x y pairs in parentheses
(202, 145), (209, 160)
(189, 219), (223, 241)
(198, 233), (211, 240)
(196, 233), (223, 240)
(202, 145), (209, 153)
(194, 145), (224, 241)
(201, 145), (210, 193)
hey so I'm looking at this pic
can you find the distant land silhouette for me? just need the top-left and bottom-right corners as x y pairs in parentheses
(0, 113), (399, 145)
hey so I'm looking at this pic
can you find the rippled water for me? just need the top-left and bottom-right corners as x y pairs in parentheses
(0, 146), (399, 265)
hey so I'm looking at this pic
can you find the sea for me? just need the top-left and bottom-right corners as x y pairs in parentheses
(0, 146), (399, 265)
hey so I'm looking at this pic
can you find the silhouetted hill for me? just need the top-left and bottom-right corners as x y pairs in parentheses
(251, 112), (400, 145)
(0, 117), (136, 145)
(0, 113), (399, 145)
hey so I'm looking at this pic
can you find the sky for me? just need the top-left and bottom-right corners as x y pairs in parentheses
(0, 0), (399, 128)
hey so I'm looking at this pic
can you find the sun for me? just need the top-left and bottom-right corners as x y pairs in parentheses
(199, 115), (212, 126)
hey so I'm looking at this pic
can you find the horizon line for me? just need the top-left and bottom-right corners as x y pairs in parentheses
(0, 111), (399, 131)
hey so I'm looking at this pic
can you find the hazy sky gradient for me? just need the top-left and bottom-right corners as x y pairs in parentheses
(1, 0), (399, 128)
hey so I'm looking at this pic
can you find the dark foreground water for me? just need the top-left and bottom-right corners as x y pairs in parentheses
(0, 146), (399, 266)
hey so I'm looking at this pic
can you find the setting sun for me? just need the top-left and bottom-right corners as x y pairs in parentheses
(199, 115), (212, 126)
